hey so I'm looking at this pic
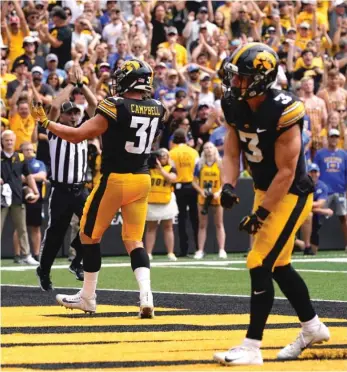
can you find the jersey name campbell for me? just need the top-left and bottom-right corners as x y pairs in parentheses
(96, 97), (166, 174)
(222, 89), (313, 195)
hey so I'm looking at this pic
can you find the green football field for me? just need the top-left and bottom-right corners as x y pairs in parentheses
(2, 250), (347, 301)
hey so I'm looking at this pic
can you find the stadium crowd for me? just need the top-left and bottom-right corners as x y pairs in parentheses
(1, 0), (347, 264)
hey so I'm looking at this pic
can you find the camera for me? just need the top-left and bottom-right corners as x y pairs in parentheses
(148, 150), (162, 169)
(201, 181), (214, 215)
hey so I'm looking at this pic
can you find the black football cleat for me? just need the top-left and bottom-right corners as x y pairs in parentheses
(69, 264), (84, 281)
(36, 266), (53, 291)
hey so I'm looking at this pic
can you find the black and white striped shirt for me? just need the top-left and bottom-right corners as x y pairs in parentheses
(48, 132), (88, 184)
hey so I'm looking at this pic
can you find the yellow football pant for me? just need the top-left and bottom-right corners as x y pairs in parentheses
(80, 173), (151, 241)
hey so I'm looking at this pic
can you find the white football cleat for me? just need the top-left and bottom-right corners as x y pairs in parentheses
(194, 251), (204, 260)
(277, 323), (330, 360)
(139, 291), (154, 319)
(167, 253), (177, 261)
(56, 291), (96, 314)
(214, 346), (263, 366)
(218, 250), (228, 259)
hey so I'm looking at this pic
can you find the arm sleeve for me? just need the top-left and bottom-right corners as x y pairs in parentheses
(95, 98), (118, 121)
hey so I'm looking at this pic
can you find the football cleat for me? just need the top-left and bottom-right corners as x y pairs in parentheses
(56, 291), (96, 314)
(139, 291), (154, 319)
(36, 266), (53, 291)
(214, 346), (263, 366)
(277, 323), (330, 360)
(69, 263), (84, 281)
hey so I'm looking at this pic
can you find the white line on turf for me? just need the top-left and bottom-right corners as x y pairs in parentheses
(1, 257), (347, 271)
(1, 284), (346, 303)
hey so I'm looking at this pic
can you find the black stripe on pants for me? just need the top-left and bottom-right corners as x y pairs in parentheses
(40, 187), (88, 273)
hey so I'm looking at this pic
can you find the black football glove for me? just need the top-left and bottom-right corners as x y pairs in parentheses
(239, 206), (270, 235)
(220, 183), (240, 209)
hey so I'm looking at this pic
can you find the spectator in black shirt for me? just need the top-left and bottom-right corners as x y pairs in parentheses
(1, 130), (39, 265)
(151, 4), (168, 56)
(31, 66), (54, 106)
(13, 36), (45, 71)
(37, 6), (72, 69)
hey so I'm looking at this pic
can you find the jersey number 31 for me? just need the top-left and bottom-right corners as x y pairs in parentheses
(125, 116), (159, 154)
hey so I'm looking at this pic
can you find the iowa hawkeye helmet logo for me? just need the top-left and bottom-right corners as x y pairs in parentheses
(121, 60), (141, 73)
(253, 51), (277, 72)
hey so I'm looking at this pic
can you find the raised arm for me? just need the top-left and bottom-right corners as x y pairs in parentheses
(13, 0), (30, 36)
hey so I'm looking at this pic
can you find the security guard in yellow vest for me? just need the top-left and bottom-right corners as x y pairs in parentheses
(146, 149), (178, 261)
(169, 129), (199, 257)
(192, 142), (226, 260)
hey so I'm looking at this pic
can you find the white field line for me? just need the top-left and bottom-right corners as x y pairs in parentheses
(1, 257), (347, 272)
(2, 284), (347, 303)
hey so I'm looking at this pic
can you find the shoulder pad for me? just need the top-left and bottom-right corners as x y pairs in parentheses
(97, 97), (119, 120)
(221, 97), (237, 126)
(276, 93), (305, 129)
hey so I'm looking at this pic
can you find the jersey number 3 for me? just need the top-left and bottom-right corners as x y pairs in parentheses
(239, 131), (263, 163)
(125, 116), (159, 154)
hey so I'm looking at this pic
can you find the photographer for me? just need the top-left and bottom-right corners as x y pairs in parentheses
(145, 149), (178, 261)
(192, 142), (226, 260)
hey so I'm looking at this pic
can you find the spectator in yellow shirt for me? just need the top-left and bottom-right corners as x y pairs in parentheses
(1, 1), (30, 70)
(9, 85), (35, 151)
(0, 59), (16, 106)
(296, 1), (325, 37)
(158, 27), (187, 68)
(295, 23), (313, 52)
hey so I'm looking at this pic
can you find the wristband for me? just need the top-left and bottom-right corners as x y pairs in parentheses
(77, 81), (84, 88)
(255, 206), (270, 221)
(42, 119), (50, 129)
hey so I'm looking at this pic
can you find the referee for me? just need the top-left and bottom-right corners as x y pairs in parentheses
(169, 129), (200, 257)
(37, 101), (88, 291)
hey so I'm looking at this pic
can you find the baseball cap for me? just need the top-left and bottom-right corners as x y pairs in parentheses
(200, 72), (211, 81)
(287, 27), (297, 33)
(329, 128), (340, 137)
(32, 66), (44, 75)
(267, 26), (276, 33)
(167, 69), (178, 77)
(46, 53), (58, 63)
(64, 60), (74, 72)
(198, 6), (208, 13)
(231, 39), (241, 47)
(187, 64), (200, 73)
(198, 103), (209, 111)
(175, 89), (187, 98)
(155, 62), (167, 69)
(23, 36), (37, 45)
(166, 26), (178, 35)
(61, 101), (81, 114)
(99, 62), (111, 69)
(174, 103), (187, 111)
(302, 0), (317, 4)
(12, 58), (29, 71)
(307, 163), (320, 172)
(300, 22), (310, 29)
(51, 6), (67, 20)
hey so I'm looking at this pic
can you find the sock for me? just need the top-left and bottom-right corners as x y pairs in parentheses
(273, 264), (316, 322)
(246, 266), (275, 341)
(81, 271), (99, 299)
(301, 315), (321, 332)
(242, 338), (261, 349)
(134, 267), (151, 295)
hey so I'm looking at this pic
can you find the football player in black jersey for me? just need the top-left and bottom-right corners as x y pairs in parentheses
(213, 43), (330, 365)
(32, 59), (167, 318)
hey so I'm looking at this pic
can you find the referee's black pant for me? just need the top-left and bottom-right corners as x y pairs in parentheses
(175, 183), (198, 256)
(40, 183), (88, 273)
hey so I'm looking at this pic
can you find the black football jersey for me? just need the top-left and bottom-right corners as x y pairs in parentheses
(96, 97), (166, 174)
(222, 89), (314, 196)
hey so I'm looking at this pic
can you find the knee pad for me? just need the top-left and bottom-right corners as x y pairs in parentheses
(130, 247), (150, 271)
(250, 266), (273, 293)
(83, 243), (101, 272)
